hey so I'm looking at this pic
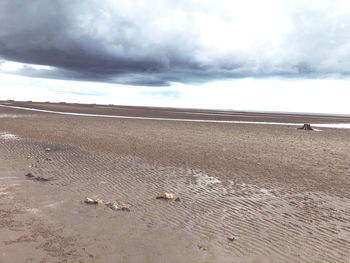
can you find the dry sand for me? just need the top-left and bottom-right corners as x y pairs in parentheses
(0, 101), (350, 262)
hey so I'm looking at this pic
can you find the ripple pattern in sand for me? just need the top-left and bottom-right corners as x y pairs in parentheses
(1, 134), (350, 262)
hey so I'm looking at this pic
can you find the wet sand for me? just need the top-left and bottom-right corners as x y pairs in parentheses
(0, 101), (350, 262)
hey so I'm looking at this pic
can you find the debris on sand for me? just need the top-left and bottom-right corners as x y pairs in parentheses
(84, 197), (131, 211)
(45, 157), (52, 161)
(174, 197), (181, 202)
(298, 124), (313, 131)
(45, 147), (51, 152)
(105, 201), (131, 211)
(198, 245), (207, 251)
(25, 173), (52, 182)
(156, 193), (174, 200)
(84, 198), (103, 205)
(35, 176), (50, 182)
(121, 202), (131, 211)
(227, 236), (239, 241)
(25, 173), (35, 178)
(105, 202), (120, 210)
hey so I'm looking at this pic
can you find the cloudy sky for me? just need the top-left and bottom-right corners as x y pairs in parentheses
(1, 0), (350, 114)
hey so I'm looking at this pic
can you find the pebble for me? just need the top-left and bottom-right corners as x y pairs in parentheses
(227, 236), (239, 241)
(156, 193), (174, 200)
(105, 202), (120, 210)
(45, 147), (51, 152)
(84, 198), (99, 204)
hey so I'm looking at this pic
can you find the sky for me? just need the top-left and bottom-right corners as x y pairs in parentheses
(1, 0), (350, 114)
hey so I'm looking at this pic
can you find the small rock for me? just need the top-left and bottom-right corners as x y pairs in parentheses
(105, 202), (120, 211)
(198, 245), (207, 251)
(35, 176), (49, 182)
(25, 173), (52, 182)
(174, 197), (181, 202)
(156, 193), (174, 200)
(298, 124), (313, 131)
(25, 173), (35, 178)
(84, 198), (99, 205)
(105, 201), (131, 211)
(45, 147), (51, 153)
(45, 157), (52, 161)
(227, 236), (239, 241)
(121, 202), (131, 211)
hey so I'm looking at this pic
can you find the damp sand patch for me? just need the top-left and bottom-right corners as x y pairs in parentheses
(0, 132), (19, 140)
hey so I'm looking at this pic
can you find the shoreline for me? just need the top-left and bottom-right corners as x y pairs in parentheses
(2, 100), (350, 117)
(1, 103), (350, 129)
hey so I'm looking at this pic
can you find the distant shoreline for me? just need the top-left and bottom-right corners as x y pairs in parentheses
(1, 101), (350, 129)
(1, 99), (350, 117)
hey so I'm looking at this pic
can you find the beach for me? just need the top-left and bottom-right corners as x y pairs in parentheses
(0, 101), (350, 262)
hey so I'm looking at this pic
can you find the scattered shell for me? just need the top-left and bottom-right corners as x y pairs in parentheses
(45, 147), (51, 152)
(45, 157), (52, 161)
(156, 193), (174, 200)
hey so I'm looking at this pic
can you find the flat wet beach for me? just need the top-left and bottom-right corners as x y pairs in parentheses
(0, 102), (350, 262)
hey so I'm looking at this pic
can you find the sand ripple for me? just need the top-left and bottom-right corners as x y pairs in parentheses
(1, 135), (349, 262)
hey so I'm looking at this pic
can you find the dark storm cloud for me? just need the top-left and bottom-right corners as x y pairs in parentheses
(1, 0), (350, 86)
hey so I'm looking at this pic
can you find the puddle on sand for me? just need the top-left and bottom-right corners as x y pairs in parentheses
(0, 132), (19, 140)
(0, 114), (35, 118)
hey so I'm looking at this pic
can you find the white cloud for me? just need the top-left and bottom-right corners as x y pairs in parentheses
(1, 72), (350, 114)
(0, 61), (24, 71)
(0, 61), (53, 72)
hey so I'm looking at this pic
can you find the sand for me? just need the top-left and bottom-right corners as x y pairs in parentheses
(0, 101), (349, 262)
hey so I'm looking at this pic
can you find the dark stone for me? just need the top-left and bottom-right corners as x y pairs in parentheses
(298, 124), (313, 131)
(35, 176), (50, 182)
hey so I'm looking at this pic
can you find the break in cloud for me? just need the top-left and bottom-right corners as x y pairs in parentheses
(1, 0), (350, 86)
